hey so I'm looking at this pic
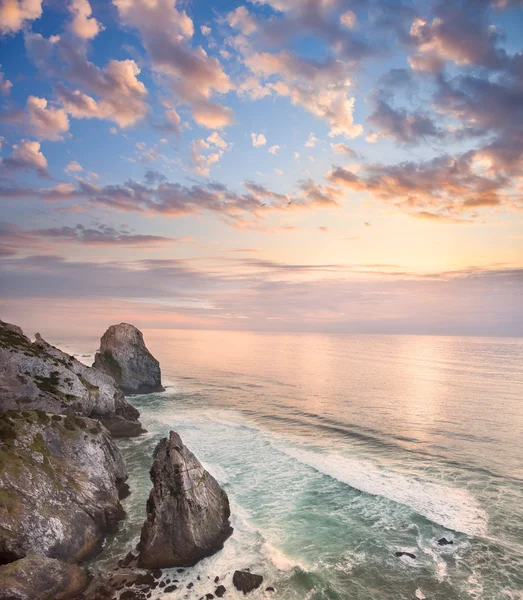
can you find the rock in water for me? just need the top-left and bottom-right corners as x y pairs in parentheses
(0, 320), (144, 437)
(93, 323), (164, 394)
(0, 555), (88, 600)
(232, 571), (264, 595)
(0, 411), (128, 563)
(138, 431), (233, 569)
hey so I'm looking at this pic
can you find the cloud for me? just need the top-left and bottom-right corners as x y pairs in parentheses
(0, 71), (12, 95)
(305, 132), (318, 148)
(327, 145), (517, 219)
(0, 0), (43, 34)
(207, 131), (228, 150)
(251, 132), (267, 147)
(54, 61), (148, 128)
(113, 0), (233, 129)
(65, 160), (82, 173)
(1, 254), (521, 336)
(25, 33), (148, 128)
(190, 132), (229, 177)
(330, 143), (357, 158)
(201, 25), (211, 36)
(26, 95), (70, 141)
(268, 145), (280, 154)
(34, 223), (175, 246)
(245, 51), (363, 138)
(68, 0), (103, 40)
(226, 6), (258, 36)
(366, 90), (444, 145)
(340, 10), (357, 29)
(408, 1), (508, 72)
(1, 139), (48, 177)
(0, 221), (176, 256)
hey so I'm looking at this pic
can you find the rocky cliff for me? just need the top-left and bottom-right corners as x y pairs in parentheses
(138, 431), (233, 569)
(93, 323), (164, 394)
(0, 320), (144, 437)
(0, 410), (128, 564)
(0, 554), (89, 600)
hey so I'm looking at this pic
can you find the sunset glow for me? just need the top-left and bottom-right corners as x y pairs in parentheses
(1, 0), (522, 336)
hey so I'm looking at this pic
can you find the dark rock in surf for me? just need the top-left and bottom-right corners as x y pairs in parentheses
(233, 570), (264, 595)
(395, 551), (416, 559)
(437, 537), (454, 546)
(0, 555), (89, 600)
(266, 587), (276, 592)
(215, 586), (226, 598)
(137, 431), (233, 569)
(93, 323), (163, 394)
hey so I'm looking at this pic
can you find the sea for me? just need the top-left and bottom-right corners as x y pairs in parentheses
(59, 330), (523, 600)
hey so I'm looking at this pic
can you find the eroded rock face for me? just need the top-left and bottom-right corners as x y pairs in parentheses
(138, 431), (233, 569)
(0, 411), (128, 564)
(93, 324), (163, 394)
(0, 555), (89, 600)
(0, 320), (144, 437)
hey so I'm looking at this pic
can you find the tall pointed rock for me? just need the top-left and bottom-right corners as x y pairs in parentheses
(138, 431), (233, 569)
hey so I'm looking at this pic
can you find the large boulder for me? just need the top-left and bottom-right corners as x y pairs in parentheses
(93, 323), (164, 394)
(0, 410), (129, 564)
(138, 431), (233, 569)
(233, 571), (264, 595)
(0, 555), (88, 600)
(0, 320), (144, 437)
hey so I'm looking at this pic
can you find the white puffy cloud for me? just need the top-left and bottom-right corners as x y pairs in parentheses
(1, 139), (48, 176)
(226, 6), (258, 36)
(55, 59), (148, 128)
(113, 0), (233, 129)
(65, 160), (82, 173)
(0, 0), (43, 34)
(268, 145), (280, 154)
(251, 132), (267, 147)
(26, 96), (70, 141)
(305, 133), (318, 148)
(0, 70), (12, 95)
(245, 51), (363, 139)
(68, 0), (103, 40)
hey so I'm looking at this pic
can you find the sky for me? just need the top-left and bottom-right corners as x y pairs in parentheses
(0, 0), (522, 337)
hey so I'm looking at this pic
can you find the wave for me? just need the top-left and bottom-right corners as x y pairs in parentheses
(277, 446), (488, 537)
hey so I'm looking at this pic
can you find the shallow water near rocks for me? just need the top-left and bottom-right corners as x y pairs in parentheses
(64, 331), (523, 599)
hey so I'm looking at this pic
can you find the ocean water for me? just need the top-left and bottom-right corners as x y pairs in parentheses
(63, 331), (523, 600)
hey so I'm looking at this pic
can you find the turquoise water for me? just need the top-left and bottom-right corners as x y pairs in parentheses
(67, 331), (523, 599)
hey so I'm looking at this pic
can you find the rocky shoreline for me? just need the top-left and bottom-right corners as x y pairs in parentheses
(0, 320), (269, 599)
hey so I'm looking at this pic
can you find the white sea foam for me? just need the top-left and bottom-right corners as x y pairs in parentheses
(277, 446), (488, 536)
(260, 542), (307, 571)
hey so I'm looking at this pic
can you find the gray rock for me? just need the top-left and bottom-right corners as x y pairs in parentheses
(232, 571), (263, 595)
(0, 320), (144, 438)
(0, 411), (128, 563)
(93, 323), (163, 394)
(138, 431), (233, 569)
(0, 555), (89, 600)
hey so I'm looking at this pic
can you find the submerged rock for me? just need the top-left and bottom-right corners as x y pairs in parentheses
(233, 571), (264, 595)
(395, 551), (416, 559)
(437, 537), (454, 546)
(0, 411), (128, 564)
(93, 323), (163, 394)
(0, 554), (89, 600)
(0, 320), (144, 437)
(138, 431), (233, 569)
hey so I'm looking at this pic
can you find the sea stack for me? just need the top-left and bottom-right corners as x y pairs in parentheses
(138, 431), (233, 569)
(93, 323), (164, 395)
